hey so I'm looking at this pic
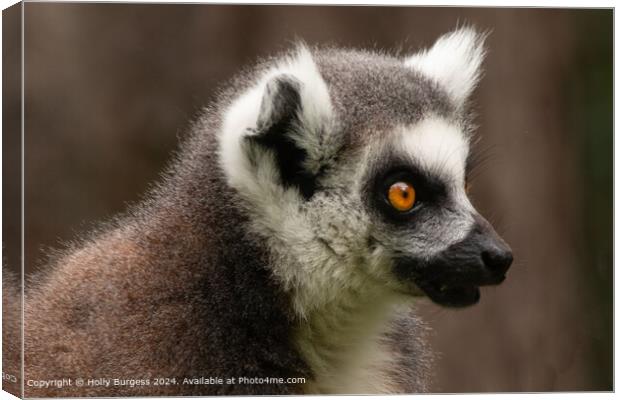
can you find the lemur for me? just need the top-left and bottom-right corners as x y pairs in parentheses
(4, 27), (512, 397)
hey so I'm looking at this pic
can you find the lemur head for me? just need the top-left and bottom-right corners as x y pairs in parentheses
(218, 27), (512, 315)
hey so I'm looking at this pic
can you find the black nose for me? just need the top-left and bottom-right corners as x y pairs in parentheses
(481, 248), (513, 275)
(471, 214), (513, 276)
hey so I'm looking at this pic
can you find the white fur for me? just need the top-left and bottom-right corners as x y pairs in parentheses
(397, 116), (470, 188)
(297, 289), (409, 394)
(404, 27), (486, 106)
(216, 44), (341, 314)
(219, 44), (333, 195)
(217, 44), (350, 318)
(392, 116), (476, 250)
(398, 116), (477, 217)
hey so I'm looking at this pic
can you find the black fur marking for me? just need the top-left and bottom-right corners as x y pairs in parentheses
(247, 75), (317, 199)
(363, 150), (449, 227)
(392, 216), (512, 308)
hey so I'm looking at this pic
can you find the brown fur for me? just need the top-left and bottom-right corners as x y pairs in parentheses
(16, 103), (311, 396)
(5, 47), (436, 397)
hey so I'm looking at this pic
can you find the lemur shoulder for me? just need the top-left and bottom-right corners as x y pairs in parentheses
(4, 27), (512, 397)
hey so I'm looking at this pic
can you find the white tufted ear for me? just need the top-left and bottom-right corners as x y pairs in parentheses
(404, 27), (487, 107)
(219, 44), (335, 200)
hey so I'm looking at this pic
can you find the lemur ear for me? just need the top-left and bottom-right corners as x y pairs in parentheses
(221, 46), (335, 200)
(256, 75), (301, 131)
(246, 74), (317, 199)
(404, 27), (487, 107)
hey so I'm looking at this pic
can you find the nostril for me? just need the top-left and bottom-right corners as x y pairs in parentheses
(482, 249), (513, 275)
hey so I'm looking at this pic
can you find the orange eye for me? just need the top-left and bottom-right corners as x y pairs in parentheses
(387, 182), (416, 212)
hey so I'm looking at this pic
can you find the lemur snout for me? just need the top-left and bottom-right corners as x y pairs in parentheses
(392, 213), (512, 307)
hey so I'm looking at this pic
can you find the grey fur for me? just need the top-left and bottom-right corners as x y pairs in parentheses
(315, 47), (456, 145)
(3, 29), (504, 396)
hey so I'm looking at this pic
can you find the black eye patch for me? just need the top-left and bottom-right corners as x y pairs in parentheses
(364, 157), (448, 225)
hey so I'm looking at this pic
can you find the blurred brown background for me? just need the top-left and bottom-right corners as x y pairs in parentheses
(3, 3), (612, 393)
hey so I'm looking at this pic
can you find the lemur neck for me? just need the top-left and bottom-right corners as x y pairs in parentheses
(295, 282), (406, 394)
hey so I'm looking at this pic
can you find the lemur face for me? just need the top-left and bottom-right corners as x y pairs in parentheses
(219, 27), (512, 311)
(360, 120), (512, 307)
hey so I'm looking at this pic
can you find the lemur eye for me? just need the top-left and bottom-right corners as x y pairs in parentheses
(465, 180), (471, 194)
(387, 182), (416, 212)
